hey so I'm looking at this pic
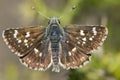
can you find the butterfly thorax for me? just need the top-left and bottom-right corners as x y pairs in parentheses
(47, 17), (62, 44)
(50, 25), (61, 42)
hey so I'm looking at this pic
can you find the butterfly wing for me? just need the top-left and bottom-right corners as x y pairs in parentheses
(3, 26), (52, 70)
(3, 26), (45, 56)
(60, 25), (108, 69)
(19, 40), (52, 71)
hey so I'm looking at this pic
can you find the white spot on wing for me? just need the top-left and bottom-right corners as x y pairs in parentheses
(72, 61), (75, 64)
(102, 36), (107, 42)
(68, 52), (72, 56)
(15, 52), (23, 56)
(25, 32), (30, 38)
(36, 63), (39, 65)
(11, 49), (15, 52)
(82, 42), (86, 45)
(92, 36), (94, 38)
(25, 43), (29, 47)
(19, 59), (28, 67)
(24, 39), (28, 43)
(30, 43), (33, 46)
(105, 27), (108, 35)
(18, 45), (20, 47)
(80, 57), (85, 61)
(18, 39), (22, 43)
(40, 64), (44, 67)
(89, 37), (93, 41)
(8, 45), (12, 49)
(34, 48), (39, 53)
(77, 41), (80, 44)
(28, 60), (31, 63)
(80, 30), (85, 36)
(92, 27), (97, 35)
(76, 37), (79, 40)
(14, 30), (18, 38)
(82, 37), (86, 41)
(39, 52), (42, 57)
(72, 47), (76, 52)
(66, 40), (69, 43)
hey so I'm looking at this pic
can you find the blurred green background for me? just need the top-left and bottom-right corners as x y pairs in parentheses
(0, 0), (120, 80)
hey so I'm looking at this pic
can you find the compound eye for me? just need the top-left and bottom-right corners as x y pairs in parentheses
(48, 20), (50, 24)
(58, 20), (60, 24)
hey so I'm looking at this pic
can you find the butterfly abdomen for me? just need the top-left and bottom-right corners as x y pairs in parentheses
(52, 49), (59, 64)
(51, 44), (60, 72)
(51, 43), (59, 65)
(49, 25), (61, 65)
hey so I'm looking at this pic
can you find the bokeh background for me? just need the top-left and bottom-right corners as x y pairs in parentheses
(0, 0), (120, 80)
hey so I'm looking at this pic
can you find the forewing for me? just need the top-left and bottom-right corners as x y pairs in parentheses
(3, 26), (45, 56)
(3, 26), (52, 70)
(60, 25), (108, 69)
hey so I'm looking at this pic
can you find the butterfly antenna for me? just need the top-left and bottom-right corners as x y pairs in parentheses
(32, 7), (50, 19)
(59, 5), (77, 19)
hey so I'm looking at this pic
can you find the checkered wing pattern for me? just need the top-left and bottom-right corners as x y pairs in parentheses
(3, 26), (52, 70)
(60, 25), (108, 69)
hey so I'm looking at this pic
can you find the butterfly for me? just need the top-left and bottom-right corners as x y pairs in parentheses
(2, 17), (108, 72)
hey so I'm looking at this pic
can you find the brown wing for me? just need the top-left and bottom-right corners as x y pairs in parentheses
(3, 26), (52, 70)
(59, 25), (108, 69)
(19, 42), (52, 71)
(3, 26), (45, 57)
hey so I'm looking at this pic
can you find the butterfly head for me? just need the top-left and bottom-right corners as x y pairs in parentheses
(48, 17), (60, 25)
